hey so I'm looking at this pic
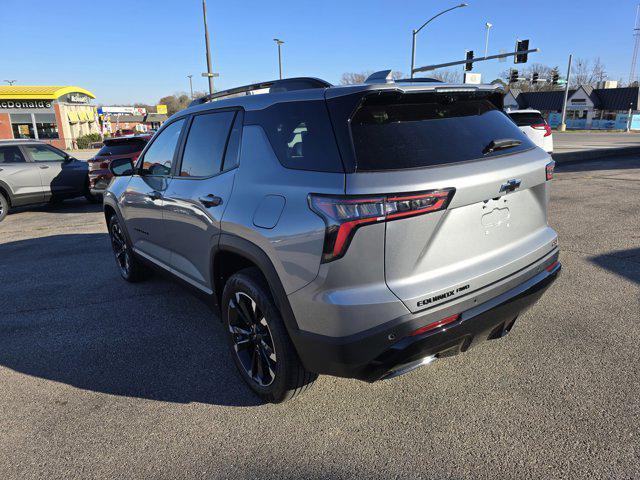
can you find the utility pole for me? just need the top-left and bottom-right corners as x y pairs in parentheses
(187, 75), (194, 99)
(560, 54), (572, 132)
(273, 38), (284, 79)
(484, 23), (493, 58)
(202, 0), (214, 94)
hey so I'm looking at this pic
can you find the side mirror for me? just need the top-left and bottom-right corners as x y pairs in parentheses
(109, 157), (135, 177)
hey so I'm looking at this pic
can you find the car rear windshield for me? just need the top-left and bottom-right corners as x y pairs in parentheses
(350, 92), (533, 171)
(97, 139), (147, 156)
(508, 111), (546, 126)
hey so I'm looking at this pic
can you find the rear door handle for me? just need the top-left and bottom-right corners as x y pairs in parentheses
(199, 194), (222, 207)
(39, 165), (50, 169)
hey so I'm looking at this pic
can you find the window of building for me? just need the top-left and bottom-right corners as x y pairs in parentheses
(34, 113), (59, 139)
(180, 111), (235, 177)
(10, 113), (35, 139)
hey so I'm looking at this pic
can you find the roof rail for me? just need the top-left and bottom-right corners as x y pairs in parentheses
(188, 77), (332, 107)
(364, 70), (395, 84)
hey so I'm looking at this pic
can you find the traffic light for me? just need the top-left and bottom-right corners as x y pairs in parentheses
(509, 69), (519, 84)
(514, 39), (529, 64)
(552, 71), (560, 85)
(532, 72), (539, 84)
(465, 50), (474, 72)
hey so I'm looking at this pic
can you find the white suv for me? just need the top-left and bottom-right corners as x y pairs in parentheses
(507, 109), (553, 154)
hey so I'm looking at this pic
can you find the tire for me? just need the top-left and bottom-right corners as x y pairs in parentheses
(108, 214), (147, 282)
(222, 267), (317, 403)
(0, 192), (8, 222)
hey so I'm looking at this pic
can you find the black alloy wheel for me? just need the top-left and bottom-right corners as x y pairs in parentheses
(228, 291), (277, 387)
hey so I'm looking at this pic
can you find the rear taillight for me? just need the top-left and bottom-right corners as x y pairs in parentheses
(546, 161), (555, 181)
(532, 123), (552, 137)
(410, 313), (460, 336)
(309, 188), (455, 263)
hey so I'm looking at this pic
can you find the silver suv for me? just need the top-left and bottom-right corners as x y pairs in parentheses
(104, 72), (560, 403)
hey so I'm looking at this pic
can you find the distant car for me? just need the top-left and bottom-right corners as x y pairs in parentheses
(507, 109), (553, 153)
(0, 140), (93, 222)
(114, 129), (136, 137)
(88, 135), (151, 196)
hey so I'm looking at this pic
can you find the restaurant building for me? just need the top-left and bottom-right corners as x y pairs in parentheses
(0, 85), (99, 149)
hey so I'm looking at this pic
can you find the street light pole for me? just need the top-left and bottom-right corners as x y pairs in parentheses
(560, 54), (572, 132)
(273, 38), (284, 79)
(187, 75), (194, 99)
(410, 3), (469, 78)
(202, 0), (214, 94)
(484, 22), (493, 58)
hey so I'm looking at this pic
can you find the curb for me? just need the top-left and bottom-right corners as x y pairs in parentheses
(552, 146), (640, 163)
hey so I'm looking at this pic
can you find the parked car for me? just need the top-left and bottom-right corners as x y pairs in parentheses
(0, 140), (94, 222)
(88, 135), (151, 196)
(507, 109), (554, 153)
(104, 73), (560, 403)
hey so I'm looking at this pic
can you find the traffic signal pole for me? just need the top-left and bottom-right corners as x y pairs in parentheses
(412, 48), (538, 74)
(559, 54), (572, 132)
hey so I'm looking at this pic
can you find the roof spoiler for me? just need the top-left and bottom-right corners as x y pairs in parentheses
(189, 77), (332, 107)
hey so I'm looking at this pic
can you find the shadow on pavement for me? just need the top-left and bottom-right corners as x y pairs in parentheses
(590, 248), (640, 285)
(555, 156), (640, 173)
(0, 233), (262, 407)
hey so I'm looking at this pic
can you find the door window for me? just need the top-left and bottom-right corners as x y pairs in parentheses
(139, 119), (185, 176)
(179, 111), (235, 177)
(23, 144), (67, 162)
(0, 146), (27, 164)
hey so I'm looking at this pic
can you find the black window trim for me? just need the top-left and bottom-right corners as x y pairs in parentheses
(171, 107), (243, 181)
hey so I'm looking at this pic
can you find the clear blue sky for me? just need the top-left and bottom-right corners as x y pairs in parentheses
(1, 0), (637, 105)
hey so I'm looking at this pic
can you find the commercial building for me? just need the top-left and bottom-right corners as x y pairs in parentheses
(98, 106), (167, 135)
(0, 86), (99, 149)
(505, 83), (640, 130)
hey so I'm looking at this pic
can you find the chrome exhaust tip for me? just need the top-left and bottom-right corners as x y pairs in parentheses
(381, 355), (436, 381)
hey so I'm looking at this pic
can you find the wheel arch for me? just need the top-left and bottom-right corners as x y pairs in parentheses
(0, 179), (14, 207)
(215, 234), (303, 344)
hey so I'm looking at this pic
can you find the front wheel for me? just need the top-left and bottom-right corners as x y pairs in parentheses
(222, 268), (317, 403)
(108, 215), (147, 282)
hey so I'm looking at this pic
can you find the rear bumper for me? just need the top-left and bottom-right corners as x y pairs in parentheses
(291, 258), (560, 382)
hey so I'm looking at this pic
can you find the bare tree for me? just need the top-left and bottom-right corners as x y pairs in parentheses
(340, 71), (404, 85)
(428, 69), (462, 83)
(571, 57), (607, 87)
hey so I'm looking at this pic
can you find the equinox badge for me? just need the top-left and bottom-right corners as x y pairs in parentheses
(500, 179), (522, 194)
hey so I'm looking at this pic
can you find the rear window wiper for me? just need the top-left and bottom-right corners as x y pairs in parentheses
(483, 138), (522, 155)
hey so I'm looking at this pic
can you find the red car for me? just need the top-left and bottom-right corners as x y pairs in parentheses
(88, 135), (151, 196)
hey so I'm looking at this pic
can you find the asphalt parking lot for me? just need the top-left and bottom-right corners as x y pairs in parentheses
(1, 156), (638, 479)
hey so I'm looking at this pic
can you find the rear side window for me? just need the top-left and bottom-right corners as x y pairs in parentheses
(98, 140), (147, 156)
(245, 100), (343, 173)
(0, 146), (26, 163)
(350, 93), (533, 171)
(180, 111), (235, 177)
(508, 112), (546, 126)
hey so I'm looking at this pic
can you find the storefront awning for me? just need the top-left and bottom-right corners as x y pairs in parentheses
(67, 111), (79, 123)
(78, 111), (88, 122)
(0, 86), (96, 101)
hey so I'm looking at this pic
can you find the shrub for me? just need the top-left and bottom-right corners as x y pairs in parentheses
(76, 133), (102, 149)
